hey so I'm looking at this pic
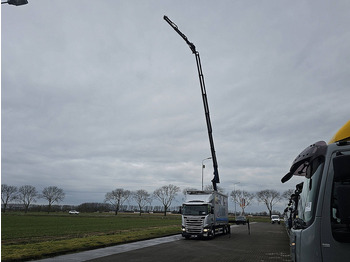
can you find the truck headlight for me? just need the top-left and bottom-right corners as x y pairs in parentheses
(203, 228), (209, 232)
(182, 227), (186, 232)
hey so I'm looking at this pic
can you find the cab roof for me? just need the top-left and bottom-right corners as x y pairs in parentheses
(329, 120), (350, 144)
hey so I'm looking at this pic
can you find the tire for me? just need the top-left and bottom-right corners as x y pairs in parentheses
(210, 228), (215, 239)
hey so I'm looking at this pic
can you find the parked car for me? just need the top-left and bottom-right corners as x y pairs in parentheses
(69, 210), (79, 215)
(271, 215), (280, 224)
(235, 216), (247, 225)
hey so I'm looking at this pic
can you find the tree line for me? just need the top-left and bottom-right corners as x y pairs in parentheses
(2, 183), (293, 217)
(1, 184), (181, 216)
(104, 184), (180, 216)
(230, 188), (293, 217)
(1, 184), (65, 213)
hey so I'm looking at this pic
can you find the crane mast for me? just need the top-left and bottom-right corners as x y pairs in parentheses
(163, 15), (220, 191)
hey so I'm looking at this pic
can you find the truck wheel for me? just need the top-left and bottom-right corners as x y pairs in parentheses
(210, 228), (215, 239)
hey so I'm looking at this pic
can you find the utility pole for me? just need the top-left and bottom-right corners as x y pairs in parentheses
(201, 157), (211, 191)
(233, 182), (240, 218)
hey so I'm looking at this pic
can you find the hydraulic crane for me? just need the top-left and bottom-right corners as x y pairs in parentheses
(163, 15), (220, 191)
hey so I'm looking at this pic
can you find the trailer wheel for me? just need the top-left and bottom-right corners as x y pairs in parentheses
(223, 226), (229, 235)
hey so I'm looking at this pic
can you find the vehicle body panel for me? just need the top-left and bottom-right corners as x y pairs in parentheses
(286, 141), (350, 261)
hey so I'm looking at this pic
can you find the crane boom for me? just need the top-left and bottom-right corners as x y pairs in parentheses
(163, 15), (220, 191)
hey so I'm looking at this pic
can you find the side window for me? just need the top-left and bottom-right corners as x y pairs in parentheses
(298, 162), (324, 226)
(331, 153), (350, 243)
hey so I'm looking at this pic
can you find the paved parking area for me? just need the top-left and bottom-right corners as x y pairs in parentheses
(35, 222), (291, 262)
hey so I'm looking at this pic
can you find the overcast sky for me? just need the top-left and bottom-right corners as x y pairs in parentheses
(2, 1), (349, 212)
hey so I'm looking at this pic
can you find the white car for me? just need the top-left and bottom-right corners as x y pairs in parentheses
(271, 215), (280, 224)
(69, 210), (79, 215)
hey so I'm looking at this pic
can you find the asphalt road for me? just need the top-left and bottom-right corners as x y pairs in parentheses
(86, 222), (291, 262)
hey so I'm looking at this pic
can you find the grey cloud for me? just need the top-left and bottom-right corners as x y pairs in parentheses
(2, 1), (349, 212)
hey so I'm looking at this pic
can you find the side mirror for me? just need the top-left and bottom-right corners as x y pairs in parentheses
(282, 141), (327, 183)
(211, 207), (214, 214)
(281, 172), (293, 183)
(293, 218), (306, 229)
(7, 0), (28, 5)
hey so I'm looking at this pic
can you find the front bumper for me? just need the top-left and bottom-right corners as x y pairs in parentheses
(182, 227), (210, 238)
(182, 231), (209, 238)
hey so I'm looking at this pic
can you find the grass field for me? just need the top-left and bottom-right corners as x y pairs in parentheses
(1, 212), (181, 261)
(1, 212), (272, 261)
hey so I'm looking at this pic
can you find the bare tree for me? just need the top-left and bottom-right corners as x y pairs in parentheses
(256, 189), (282, 218)
(153, 184), (180, 216)
(40, 186), (65, 213)
(18, 185), (38, 213)
(1, 184), (18, 212)
(104, 188), (131, 215)
(282, 189), (294, 200)
(230, 189), (254, 215)
(132, 189), (152, 216)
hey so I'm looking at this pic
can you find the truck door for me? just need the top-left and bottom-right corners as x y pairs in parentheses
(321, 152), (350, 261)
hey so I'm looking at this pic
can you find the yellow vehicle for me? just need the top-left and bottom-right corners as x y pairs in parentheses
(329, 120), (350, 144)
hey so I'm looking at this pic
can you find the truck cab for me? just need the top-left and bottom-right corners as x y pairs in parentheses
(282, 121), (350, 261)
(181, 191), (229, 239)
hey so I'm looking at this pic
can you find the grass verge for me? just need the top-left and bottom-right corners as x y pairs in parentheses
(2, 212), (181, 261)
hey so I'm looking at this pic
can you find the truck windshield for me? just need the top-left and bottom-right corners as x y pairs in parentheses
(182, 204), (209, 216)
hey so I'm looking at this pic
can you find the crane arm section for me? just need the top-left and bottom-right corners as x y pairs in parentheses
(163, 15), (220, 191)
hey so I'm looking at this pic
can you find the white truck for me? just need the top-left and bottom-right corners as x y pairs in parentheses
(181, 191), (230, 239)
(281, 120), (350, 261)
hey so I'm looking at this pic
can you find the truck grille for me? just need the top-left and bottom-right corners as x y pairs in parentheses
(184, 216), (204, 234)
